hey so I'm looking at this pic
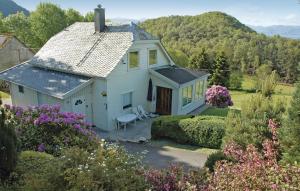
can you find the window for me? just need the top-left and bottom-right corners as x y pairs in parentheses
(149, 49), (157, 65)
(122, 92), (132, 109)
(18, 85), (24, 93)
(129, 51), (139, 69)
(195, 80), (204, 100)
(182, 85), (193, 107)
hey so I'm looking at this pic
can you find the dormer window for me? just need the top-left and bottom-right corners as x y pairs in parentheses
(129, 51), (139, 69)
(149, 49), (157, 65)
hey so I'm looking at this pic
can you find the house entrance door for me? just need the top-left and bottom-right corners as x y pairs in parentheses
(156, 86), (172, 115)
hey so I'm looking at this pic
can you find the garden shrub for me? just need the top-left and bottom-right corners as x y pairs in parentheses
(144, 165), (209, 191)
(0, 105), (17, 180)
(151, 115), (194, 144)
(229, 71), (243, 90)
(209, 120), (300, 190)
(204, 151), (233, 172)
(10, 143), (147, 191)
(14, 151), (64, 191)
(223, 94), (285, 149)
(4, 104), (99, 156)
(205, 85), (233, 108)
(152, 115), (225, 149)
(179, 116), (225, 148)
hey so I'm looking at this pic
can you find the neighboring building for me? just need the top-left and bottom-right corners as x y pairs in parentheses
(0, 5), (209, 131)
(0, 35), (34, 71)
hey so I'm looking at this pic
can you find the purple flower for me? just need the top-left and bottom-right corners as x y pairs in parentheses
(37, 143), (46, 152)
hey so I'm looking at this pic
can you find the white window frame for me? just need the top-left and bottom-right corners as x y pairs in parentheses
(122, 92), (133, 110)
(182, 85), (193, 108)
(148, 49), (158, 66)
(195, 80), (204, 100)
(128, 50), (140, 70)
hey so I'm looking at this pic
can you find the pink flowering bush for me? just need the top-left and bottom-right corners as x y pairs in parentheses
(144, 165), (209, 191)
(208, 119), (300, 190)
(4, 104), (98, 156)
(205, 85), (233, 108)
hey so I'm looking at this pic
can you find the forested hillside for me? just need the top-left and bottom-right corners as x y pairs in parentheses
(140, 12), (300, 83)
(0, 0), (29, 17)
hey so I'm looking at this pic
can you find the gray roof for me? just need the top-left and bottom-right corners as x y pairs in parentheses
(29, 22), (158, 77)
(154, 66), (209, 84)
(0, 35), (11, 48)
(0, 63), (91, 99)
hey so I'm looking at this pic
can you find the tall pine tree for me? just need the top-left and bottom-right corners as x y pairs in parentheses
(188, 49), (213, 74)
(210, 52), (230, 87)
(281, 83), (300, 163)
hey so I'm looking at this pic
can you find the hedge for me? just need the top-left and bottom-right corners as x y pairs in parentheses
(151, 115), (194, 144)
(151, 115), (225, 149)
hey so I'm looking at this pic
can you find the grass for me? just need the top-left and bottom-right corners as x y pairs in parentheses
(229, 75), (295, 110)
(150, 139), (219, 155)
(0, 91), (10, 99)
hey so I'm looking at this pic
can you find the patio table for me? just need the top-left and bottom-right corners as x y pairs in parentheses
(117, 114), (137, 131)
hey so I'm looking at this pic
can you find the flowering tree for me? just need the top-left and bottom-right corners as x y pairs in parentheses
(4, 104), (98, 156)
(205, 85), (233, 108)
(209, 120), (300, 190)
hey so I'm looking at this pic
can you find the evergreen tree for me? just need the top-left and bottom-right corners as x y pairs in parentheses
(188, 49), (213, 74)
(0, 100), (18, 180)
(281, 83), (300, 163)
(210, 52), (230, 87)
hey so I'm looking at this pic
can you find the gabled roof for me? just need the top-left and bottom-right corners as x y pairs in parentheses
(150, 66), (209, 87)
(0, 35), (12, 48)
(0, 63), (92, 99)
(29, 22), (159, 78)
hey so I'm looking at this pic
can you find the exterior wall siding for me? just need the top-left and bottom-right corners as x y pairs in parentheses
(105, 42), (170, 131)
(10, 83), (38, 106)
(0, 38), (34, 71)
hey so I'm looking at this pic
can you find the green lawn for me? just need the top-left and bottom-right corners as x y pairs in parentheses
(229, 75), (295, 110)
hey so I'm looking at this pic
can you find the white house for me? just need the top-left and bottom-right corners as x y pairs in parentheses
(0, 5), (209, 131)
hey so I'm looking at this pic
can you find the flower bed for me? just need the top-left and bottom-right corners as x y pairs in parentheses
(4, 104), (98, 156)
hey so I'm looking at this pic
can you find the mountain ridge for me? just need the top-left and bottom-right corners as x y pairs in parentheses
(140, 11), (300, 83)
(250, 25), (300, 39)
(0, 0), (29, 17)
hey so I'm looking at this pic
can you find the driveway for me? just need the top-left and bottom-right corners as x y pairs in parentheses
(119, 142), (208, 169)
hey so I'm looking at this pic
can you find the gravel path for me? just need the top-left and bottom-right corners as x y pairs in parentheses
(120, 142), (208, 169)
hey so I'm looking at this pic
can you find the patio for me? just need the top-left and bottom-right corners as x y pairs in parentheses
(96, 118), (152, 142)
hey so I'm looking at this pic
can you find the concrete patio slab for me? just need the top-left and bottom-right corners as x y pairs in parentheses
(96, 118), (152, 142)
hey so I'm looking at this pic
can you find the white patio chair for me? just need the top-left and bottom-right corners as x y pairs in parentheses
(137, 105), (150, 118)
(138, 105), (159, 118)
(132, 107), (143, 120)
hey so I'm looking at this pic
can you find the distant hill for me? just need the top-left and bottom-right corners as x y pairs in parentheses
(140, 12), (300, 83)
(250, 25), (300, 39)
(0, 0), (29, 17)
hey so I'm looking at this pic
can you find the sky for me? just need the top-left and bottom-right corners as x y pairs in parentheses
(13, 0), (300, 26)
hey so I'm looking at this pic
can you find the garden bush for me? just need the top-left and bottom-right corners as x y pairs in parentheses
(152, 115), (225, 149)
(151, 115), (194, 144)
(223, 94), (285, 149)
(209, 120), (300, 190)
(4, 104), (99, 156)
(204, 151), (233, 172)
(205, 85), (233, 108)
(144, 165), (209, 191)
(179, 116), (225, 148)
(0, 105), (17, 180)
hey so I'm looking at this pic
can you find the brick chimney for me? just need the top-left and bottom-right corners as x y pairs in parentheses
(94, 4), (105, 32)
